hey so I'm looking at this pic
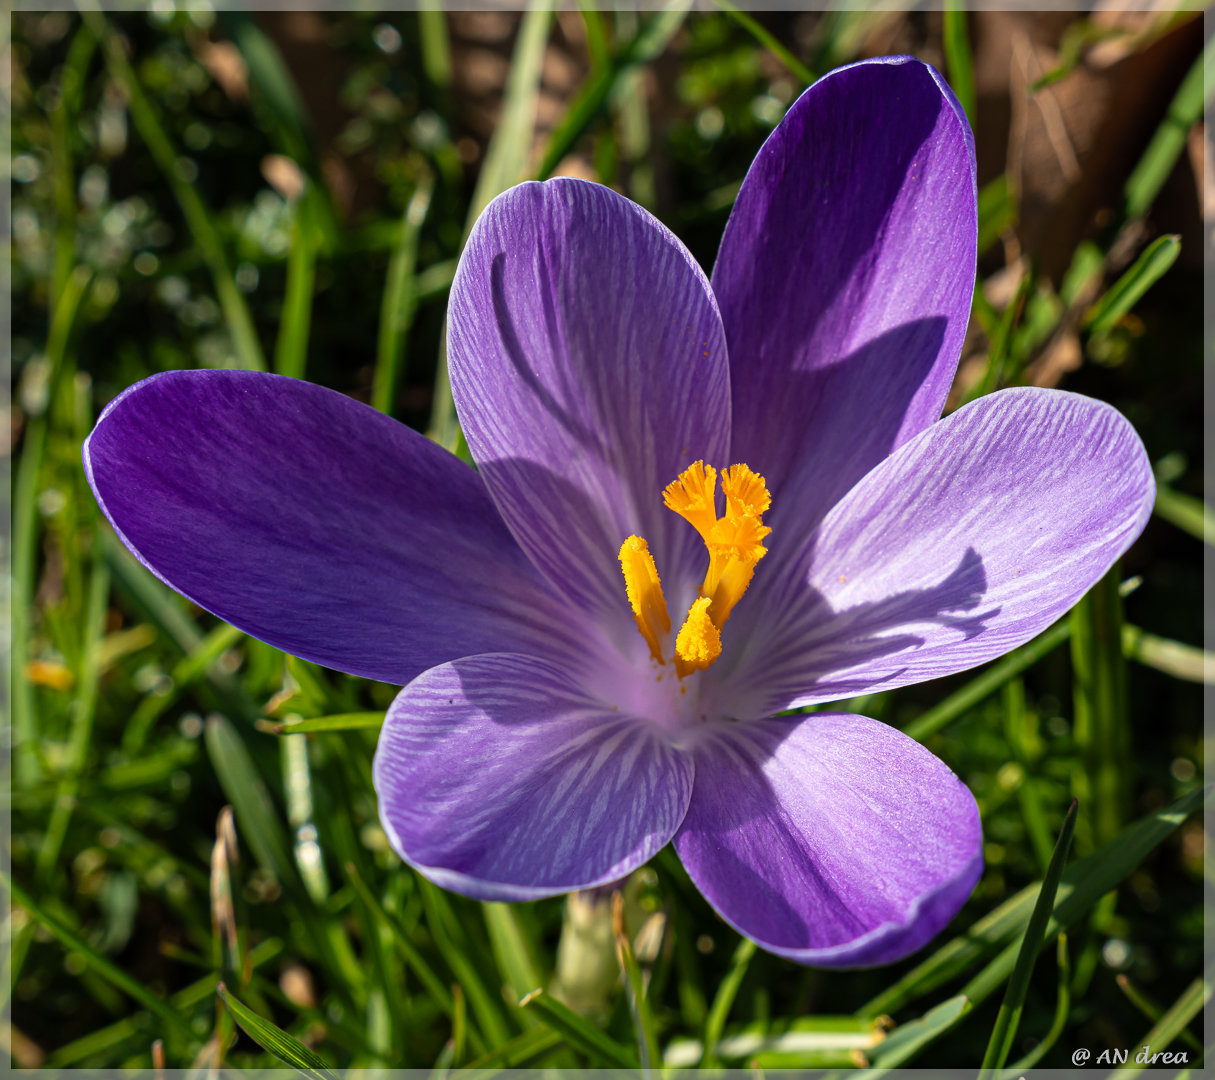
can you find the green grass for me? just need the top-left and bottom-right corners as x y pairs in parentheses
(8, 8), (1204, 1072)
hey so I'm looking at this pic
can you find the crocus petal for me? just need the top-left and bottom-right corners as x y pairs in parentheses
(84, 370), (575, 685)
(448, 178), (731, 622)
(373, 653), (695, 900)
(675, 714), (981, 967)
(712, 56), (976, 540)
(719, 388), (1154, 715)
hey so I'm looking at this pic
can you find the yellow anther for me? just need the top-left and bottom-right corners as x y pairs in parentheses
(662, 461), (718, 543)
(618, 536), (671, 664)
(674, 596), (722, 677)
(721, 464), (771, 518)
(620, 462), (771, 678)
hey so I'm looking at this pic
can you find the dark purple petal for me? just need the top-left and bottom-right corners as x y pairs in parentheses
(373, 653), (695, 900)
(712, 56), (976, 541)
(448, 178), (731, 622)
(84, 370), (575, 685)
(675, 714), (982, 967)
(717, 388), (1154, 716)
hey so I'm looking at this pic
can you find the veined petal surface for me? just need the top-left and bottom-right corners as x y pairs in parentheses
(448, 178), (731, 624)
(373, 653), (695, 900)
(675, 714), (982, 967)
(712, 56), (976, 540)
(84, 371), (574, 685)
(719, 388), (1154, 716)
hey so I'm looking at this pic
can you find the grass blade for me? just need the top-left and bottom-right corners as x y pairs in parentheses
(274, 196), (319, 379)
(519, 988), (639, 1067)
(1123, 624), (1213, 683)
(98, 530), (205, 653)
(468, 2), (551, 224)
(1117, 974), (1205, 1057)
(123, 623), (247, 754)
(417, 880), (514, 1047)
(13, 265), (93, 786)
(85, 12), (265, 372)
(536, 3), (689, 182)
(1153, 481), (1213, 543)
(971, 265), (1034, 399)
(219, 15), (312, 164)
(205, 715), (295, 882)
(373, 175), (433, 414)
(1045, 792), (1203, 933)
(904, 618), (1072, 741)
(1006, 933), (1071, 1072)
(428, 1), (552, 452)
(1113, 976), (1209, 1079)
(1085, 234), (1180, 337)
(1116, 974), (1205, 1055)
(861, 785), (1203, 1017)
(580, 5), (610, 72)
(45, 939), (281, 1067)
(612, 891), (659, 1069)
(979, 800), (1077, 1075)
(483, 902), (545, 1008)
(865, 994), (970, 1071)
(49, 24), (97, 303)
(36, 559), (111, 885)
(7, 876), (197, 1042)
(942, 3), (976, 125)
(1071, 565), (1130, 851)
(959, 787), (1205, 1012)
(217, 982), (340, 1080)
(419, 10), (453, 91)
(976, 174), (1017, 257)
(1003, 680), (1055, 873)
(1123, 35), (1214, 220)
(341, 863), (461, 1025)
(701, 937), (756, 1066)
(271, 712), (385, 735)
(461, 1026), (563, 1072)
(665, 1017), (884, 1067)
(711, 0), (814, 85)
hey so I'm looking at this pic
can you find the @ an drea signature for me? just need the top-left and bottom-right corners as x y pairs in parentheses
(1071, 1046), (1189, 1066)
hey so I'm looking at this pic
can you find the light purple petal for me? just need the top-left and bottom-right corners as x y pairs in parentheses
(712, 56), (976, 541)
(373, 653), (695, 900)
(448, 178), (731, 623)
(675, 714), (982, 967)
(718, 388), (1155, 715)
(84, 370), (576, 685)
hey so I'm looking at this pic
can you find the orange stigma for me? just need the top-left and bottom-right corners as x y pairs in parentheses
(620, 460), (770, 676)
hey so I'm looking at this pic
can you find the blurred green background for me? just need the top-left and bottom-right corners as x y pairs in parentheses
(7, 6), (1208, 1072)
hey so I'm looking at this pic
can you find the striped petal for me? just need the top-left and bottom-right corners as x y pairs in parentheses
(84, 371), (573, 685)
(675, 714), (982, 967)
(373, 653), (695, 900)
(448, 178), (731, 625)
(716, 388), (1155, 717)
(712, 56), (976, 541)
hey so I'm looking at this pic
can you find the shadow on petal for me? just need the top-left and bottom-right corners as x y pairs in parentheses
(714, 543), (996, 719)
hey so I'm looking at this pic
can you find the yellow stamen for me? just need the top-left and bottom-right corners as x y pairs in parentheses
(618, 536), (671, 664)
(721, 464), (771, 518)
(675, 596), (722, 676)
(662, 461), (718, 543)
(620, 461), (771, 678)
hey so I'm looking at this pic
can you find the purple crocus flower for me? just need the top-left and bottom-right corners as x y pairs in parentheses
(84, 57), (1154, 967)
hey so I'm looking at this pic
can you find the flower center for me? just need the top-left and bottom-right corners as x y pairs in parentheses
(618, 461), (771, 677)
